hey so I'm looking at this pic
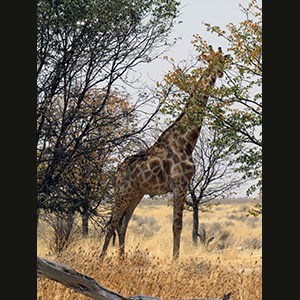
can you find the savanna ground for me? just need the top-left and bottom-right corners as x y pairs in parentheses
(37, 197), (262, 300)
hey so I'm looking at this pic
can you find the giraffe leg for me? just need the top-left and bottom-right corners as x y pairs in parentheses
(100, 195), (128, 258)
(117, 193), (144, 256)
(100, 223), (115, 259)
(172, 187), (187, 260)
(100, 191), (142, 258)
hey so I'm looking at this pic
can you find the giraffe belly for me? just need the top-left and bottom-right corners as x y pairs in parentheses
(137, 167), (171, 197)
(145, 182), (171, 197)
(130, 156), (172, 197)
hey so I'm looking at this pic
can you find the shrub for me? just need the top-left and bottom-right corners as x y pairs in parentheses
(242, 238), (262, 250)
(198, 222), (232, 250)
(129, 215), (161, 238)
(40, 212), (80, 254)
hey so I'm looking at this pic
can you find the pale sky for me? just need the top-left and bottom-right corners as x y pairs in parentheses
(139, 0), (252, 84)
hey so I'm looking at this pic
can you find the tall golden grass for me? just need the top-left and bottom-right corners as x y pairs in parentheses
(37, 199), (262, 300)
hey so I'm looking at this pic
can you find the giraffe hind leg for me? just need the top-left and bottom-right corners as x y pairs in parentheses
(171, 185), (188, 260)
(99, 210), (122, 258)
(117, 193), (144, 256)
(107, 212), (125, 247)
(100, 192), (141, 258)
(100, 226), (114, 259)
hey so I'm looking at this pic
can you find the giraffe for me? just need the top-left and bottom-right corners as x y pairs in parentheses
(100, 46), (229, 260)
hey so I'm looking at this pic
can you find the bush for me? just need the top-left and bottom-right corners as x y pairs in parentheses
(242, 238), (262, 250)
(129, 215), (161, 239)
(40, 212), (80, 254)
(198, 222), (232, 250)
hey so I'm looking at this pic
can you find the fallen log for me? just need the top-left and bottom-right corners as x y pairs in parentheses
(37, 256), (126, 300)
(37, 256), (231, 300)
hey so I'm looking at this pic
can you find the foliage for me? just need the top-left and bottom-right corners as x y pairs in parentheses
(37, 88), (136, 217)
(202, 0), (262, 197)
(159, 0), (262, 197)
(37, 0), (180, 216)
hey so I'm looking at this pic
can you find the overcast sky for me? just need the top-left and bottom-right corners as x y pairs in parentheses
(139, 0), (251, 84)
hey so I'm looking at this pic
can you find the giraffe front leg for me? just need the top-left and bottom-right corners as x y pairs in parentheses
(172, 188), (187, 260)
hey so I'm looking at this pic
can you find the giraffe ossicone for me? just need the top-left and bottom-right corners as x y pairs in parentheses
(100, 46), (229, 260)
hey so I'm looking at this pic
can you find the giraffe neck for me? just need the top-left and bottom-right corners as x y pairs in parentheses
(170, 102), (204, 156)
(170, 72), (218, 155)
(152, 71), (218, 156)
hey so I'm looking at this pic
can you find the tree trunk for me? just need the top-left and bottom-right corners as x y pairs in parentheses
(82, 213), (89, 237)
(192, 204), (199, 246)
(66, 212), (75, 241)
(190, 190), (199, 246)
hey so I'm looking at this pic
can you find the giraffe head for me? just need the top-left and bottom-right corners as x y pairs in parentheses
(202, 45), (230, 79)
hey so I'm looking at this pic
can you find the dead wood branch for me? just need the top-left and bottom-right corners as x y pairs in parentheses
(37, 256), (126, 300)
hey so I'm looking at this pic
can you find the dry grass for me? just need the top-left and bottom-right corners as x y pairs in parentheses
(37, 198), (262, 300)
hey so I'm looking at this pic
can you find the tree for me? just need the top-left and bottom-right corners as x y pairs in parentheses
(37, 88), (137, 224)
(58, 90), (138, 236)
(37, 0), (181, 215)
(160, 0), (262, 197)
(199, 0), (262, 196)
(185, 126), (245, 245)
